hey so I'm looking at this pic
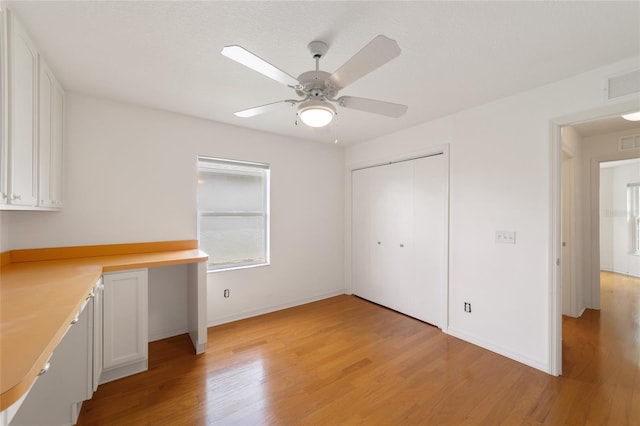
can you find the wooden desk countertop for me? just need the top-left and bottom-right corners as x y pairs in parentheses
(0, 241), (208, 411)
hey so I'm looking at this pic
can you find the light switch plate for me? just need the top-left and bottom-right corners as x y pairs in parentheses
(496, 230), (516, 244)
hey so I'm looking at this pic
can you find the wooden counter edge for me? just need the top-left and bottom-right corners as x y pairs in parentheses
(8, 240), (198, 264)
(100, 256), (209, 272)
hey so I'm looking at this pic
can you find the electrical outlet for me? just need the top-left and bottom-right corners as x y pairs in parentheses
(464, 302), (472, 313)
(495, 230), (516, 244)
(223, 289), (230, 298)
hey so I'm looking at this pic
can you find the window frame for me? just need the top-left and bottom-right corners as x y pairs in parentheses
(197, 156), (271, 272)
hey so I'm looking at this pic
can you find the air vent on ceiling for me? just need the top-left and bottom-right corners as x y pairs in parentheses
(620, 134), (640, 151)
(606, 69), (640, 101)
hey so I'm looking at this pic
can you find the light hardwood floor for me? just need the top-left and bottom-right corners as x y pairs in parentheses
(77, 272), (640, 425)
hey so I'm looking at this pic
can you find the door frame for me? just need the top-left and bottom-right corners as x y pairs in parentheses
(549, 99), (640, 376)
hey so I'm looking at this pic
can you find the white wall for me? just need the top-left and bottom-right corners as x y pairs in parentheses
(148, 264), (188, 341)
(5, 93), (346, 326)
(600, 160), (640, 277)
(345, 56), (640, 374)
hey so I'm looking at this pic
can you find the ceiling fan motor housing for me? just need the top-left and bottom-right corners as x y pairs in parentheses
(295, 70), (337, 100)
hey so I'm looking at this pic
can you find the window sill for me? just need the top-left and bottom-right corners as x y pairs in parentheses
(207, 262), (270, 273)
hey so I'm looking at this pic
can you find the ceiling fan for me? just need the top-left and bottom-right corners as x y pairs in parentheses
(221, 35), (408, 128)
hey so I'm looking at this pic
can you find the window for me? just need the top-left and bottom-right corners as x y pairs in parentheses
(629, 183), (640, 255)
(198, 156), (270, 271)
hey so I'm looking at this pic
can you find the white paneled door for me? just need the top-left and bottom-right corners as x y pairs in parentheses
(352, 153), (447, 327)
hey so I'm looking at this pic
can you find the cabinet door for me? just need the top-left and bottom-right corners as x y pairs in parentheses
(50, 78), (64, 207)
(0, 10), (8, 205)
(37, 58), (64, 208)
(92, 278), (104, 392)
(37, 58), (52, 207)
(7, 11), (38, 206)
(11, 297), (93, 426)
(103, 269), (148, 372)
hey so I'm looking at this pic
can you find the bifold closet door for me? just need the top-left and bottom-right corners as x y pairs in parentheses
(408, 155), (446, 326)
(351, 154), (446, 327)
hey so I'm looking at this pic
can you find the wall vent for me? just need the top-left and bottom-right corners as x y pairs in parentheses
(620, 134), (640, 151)
(606, 69), (640, 101)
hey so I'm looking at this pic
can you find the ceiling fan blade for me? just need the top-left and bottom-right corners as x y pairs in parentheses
(328, 35), (401, 90)
(337, 96), (408, 118)
(234, 100), (294, 118)
(221, 45), (299, 87)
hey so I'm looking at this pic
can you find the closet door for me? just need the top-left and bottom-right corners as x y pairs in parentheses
(351, 154), (446, 327)
(406, 155), (446, 326)
(370, 160), (414, 315)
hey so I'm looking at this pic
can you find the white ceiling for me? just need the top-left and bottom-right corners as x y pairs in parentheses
(570, 116), (640, 138)
(5, 1), (640, 146)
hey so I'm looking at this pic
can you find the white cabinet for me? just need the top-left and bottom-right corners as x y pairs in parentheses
(92, 278), (104, 392)
(10, 291), (95, 426)
(0, 10), (8, 205)
(0, 8), (64, 210)
(5, 9), (38, 207)
(37, 58), (64, 208)
(101, 269), (149, 384)
(352, 154), (447, 327)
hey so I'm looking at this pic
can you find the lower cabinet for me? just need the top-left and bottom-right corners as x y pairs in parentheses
(10, 288), (95, 426)
(100, 269), (149, 384)
(9, 269), (151, 424)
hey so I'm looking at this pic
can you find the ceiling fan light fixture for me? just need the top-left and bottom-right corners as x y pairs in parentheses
(298, 100), (335, 127)
(622, 111), (640, 121)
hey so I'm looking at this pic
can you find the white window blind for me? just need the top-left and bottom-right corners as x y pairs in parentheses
(198, 156), (270, 271)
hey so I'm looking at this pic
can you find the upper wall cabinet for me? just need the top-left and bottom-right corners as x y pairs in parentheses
(0, 9), (64, 211)
(38, 58), (64, 208)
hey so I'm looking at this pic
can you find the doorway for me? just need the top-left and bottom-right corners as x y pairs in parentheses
(553, 105), (640, 375)
(599, 158), (640, 277)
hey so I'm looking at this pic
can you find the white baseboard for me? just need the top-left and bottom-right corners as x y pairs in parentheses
(445, 326), (549, 374)
(207, 290), (345, 328)
(148, 326), (188, 342)
(602, 268), (640, 278)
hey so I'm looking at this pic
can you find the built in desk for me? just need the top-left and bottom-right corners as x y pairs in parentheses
(0, 240), (208, 418)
